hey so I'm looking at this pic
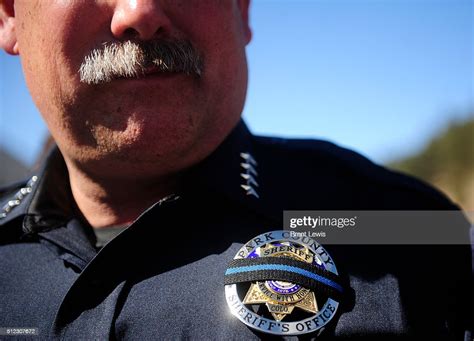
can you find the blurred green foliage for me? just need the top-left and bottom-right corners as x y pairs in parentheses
(389, 117), (474, 210)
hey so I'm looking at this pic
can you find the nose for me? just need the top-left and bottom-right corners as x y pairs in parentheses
(111, 0), (170, 40)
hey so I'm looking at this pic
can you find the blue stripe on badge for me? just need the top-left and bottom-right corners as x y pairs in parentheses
(225, 264), (343, 293)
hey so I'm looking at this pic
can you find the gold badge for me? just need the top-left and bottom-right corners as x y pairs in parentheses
(243, 244), (319, 321)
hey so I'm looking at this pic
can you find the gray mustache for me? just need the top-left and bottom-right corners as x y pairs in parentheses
(79, 40), (203, 85)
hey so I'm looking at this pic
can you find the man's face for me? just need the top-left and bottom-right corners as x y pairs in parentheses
(4, 0), (251, 176)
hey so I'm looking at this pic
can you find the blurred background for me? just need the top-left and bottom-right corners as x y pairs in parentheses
(1, 0), (473, 211)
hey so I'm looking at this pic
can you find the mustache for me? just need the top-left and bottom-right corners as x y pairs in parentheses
(79, 39), (204, 85)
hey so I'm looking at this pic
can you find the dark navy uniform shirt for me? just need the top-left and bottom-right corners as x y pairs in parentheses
(0, 121), (472, 340)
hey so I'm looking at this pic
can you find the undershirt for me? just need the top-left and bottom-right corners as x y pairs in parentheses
(93, 226), (128, 248)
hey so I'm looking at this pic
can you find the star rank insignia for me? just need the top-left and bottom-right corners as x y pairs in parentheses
(240, 152), (259, 198)
(224, 231), (343, 336)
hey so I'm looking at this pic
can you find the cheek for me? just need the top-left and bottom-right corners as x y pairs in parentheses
(168, 3), (249, 126)
(59, 3), (112, 69)
(16, 1), (113, 111)
(17, 1), (110, 77)
(169, 4), (246, 82)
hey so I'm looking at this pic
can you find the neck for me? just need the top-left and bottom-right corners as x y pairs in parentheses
(65, 161), (181, 228)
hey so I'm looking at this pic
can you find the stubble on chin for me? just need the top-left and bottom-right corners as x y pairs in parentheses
(88, 114), (144, 156)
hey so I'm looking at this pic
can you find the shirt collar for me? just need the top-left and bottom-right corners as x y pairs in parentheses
(183, 120), (281, 225)
(185, 121), (259, 201)
(0, 147), (75, 237)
